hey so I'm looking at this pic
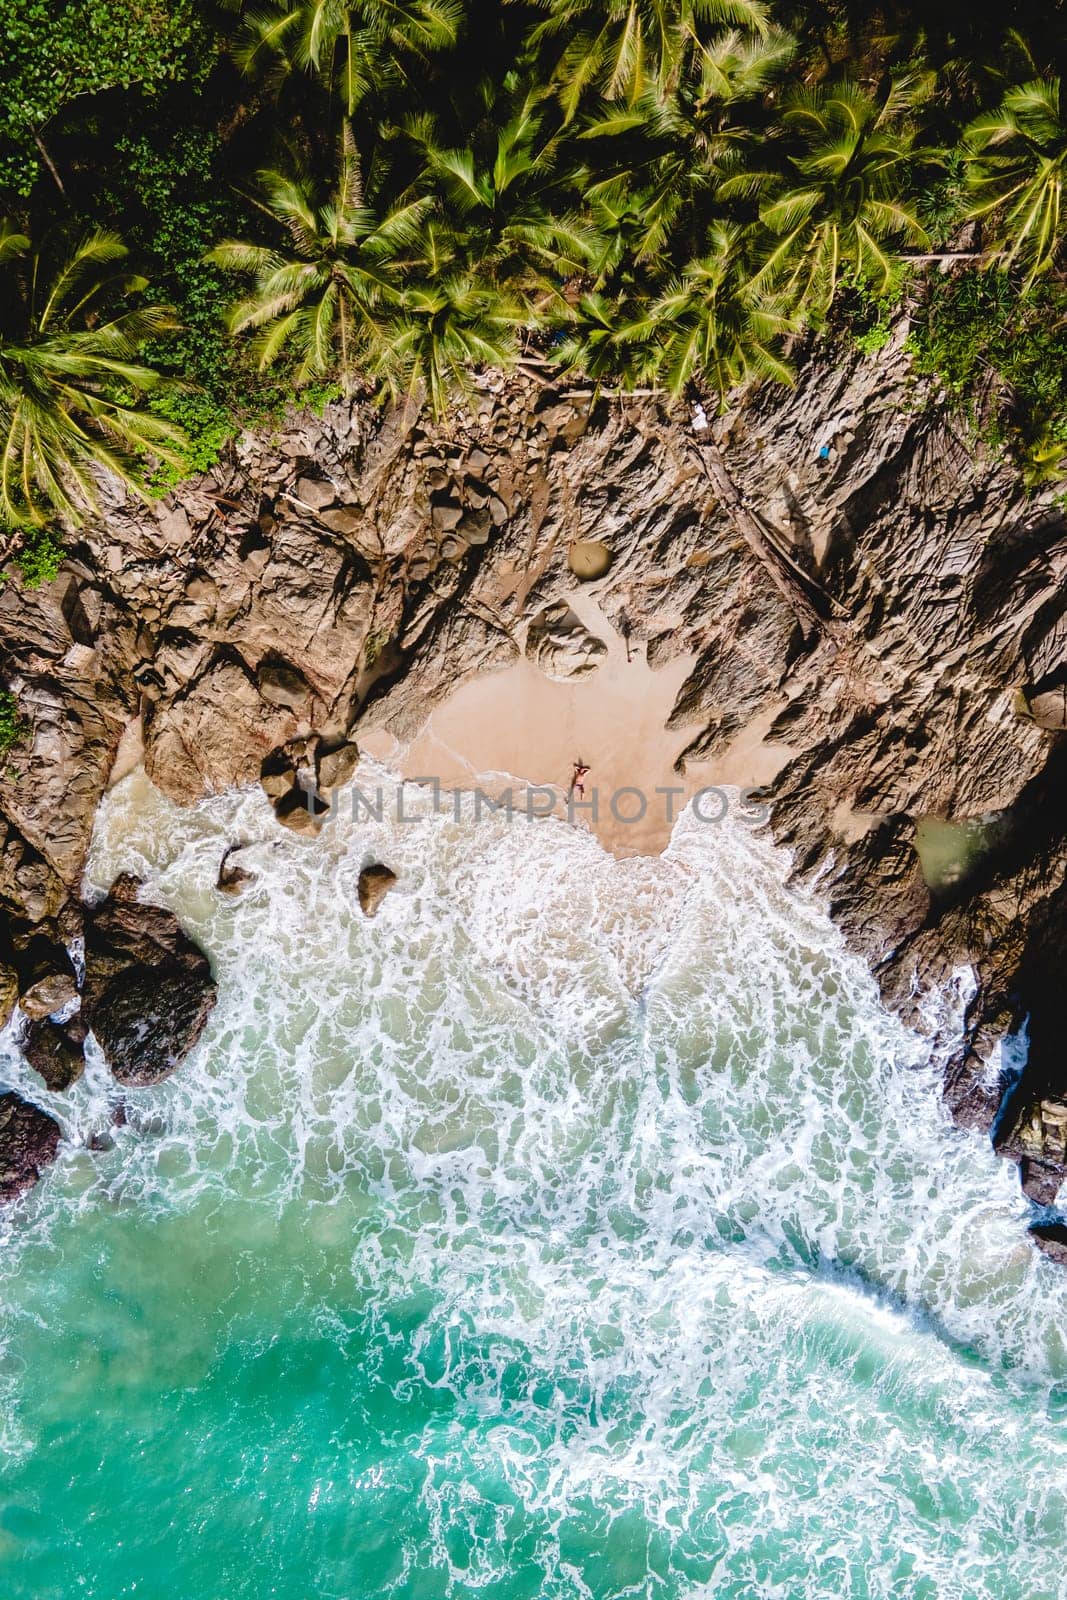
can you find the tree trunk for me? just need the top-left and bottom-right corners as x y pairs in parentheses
(33, 131), (66, 197)
(899, 251), (984, 263)
(690, 437), (832, 642)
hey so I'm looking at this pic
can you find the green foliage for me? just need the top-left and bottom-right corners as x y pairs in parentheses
(0, 223), (186, 527)
(3, 0), (1067, 512)
(739, 79), (933, 318)
(208, 120), (430, 390)
(964, 77), (1067, 287)
(13, 526), (65, 588)
(626, 223), (800, 398)
(94, 122), (296, 479)
(367, 273), (527, 416)
(835, 267), (907, 356)
(147, 392), (237, 495)
(0, 689), (26, 755)
(530, 0), (771, 120)
(908, 267), (1067, 477)
(0, 0), (201, 194)
(234, 0), (462, 117)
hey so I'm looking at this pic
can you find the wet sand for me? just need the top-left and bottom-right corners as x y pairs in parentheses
(361, 594), (793, 856)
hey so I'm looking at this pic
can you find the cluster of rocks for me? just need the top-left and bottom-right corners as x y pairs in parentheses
(0, 874), (217, 1197)
(2, 346), (1067, 1263)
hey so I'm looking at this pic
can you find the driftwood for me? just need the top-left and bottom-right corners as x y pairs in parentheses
(688, 437), (840, 642)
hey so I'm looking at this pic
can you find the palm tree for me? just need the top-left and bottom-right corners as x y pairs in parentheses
(0, 223), (184, 532)
(575, 28), (795, 283)
(366, 273), (527, 417)
(207, 122), (430, 390)
(963, 78), (1066, 287)
(551, 287), (659, 384)
(528, 0), (771, 121)
(727, 79), (930, 318)
(639, 223), (800, 396)
(404, 92), (599, 291)
(236, 0), (461, 114)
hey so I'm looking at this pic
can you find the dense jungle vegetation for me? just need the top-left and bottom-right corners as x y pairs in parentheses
(0, 0), (1065, 581)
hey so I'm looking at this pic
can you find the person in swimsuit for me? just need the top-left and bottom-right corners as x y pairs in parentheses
(569, 761), (590, 800)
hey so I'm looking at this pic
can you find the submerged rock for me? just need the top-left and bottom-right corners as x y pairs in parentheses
(358, 863), (397, 918)
(217, 844), (255, 895)
(0, 1091), (61, 1201)
(82, 875), (217, 1087)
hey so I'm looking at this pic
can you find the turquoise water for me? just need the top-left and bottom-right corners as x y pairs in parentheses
(1, 770), (1065, 1600)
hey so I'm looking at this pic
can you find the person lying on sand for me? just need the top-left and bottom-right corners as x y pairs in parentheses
(568, 761), (590, 800)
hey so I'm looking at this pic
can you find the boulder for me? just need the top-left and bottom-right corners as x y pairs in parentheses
(1030, 1222), (1067, 1268)
(316, 738), (360, 791)
(260, 765), (294, 801)
(318, 506), (363, 535)
(0, 1091), (61, 1201)
(431, 498), (463, 532)
(257, 656), (312, 714)
(1025, 690), (1067, 730)
(568, 540), (613, 580)
(1018, 1156), (1064, 1206)
(294, 475), (337, 511)
(22, 1014), (86, 1091)
(358, 863), (397, 918)
(526, 602), (608, 681)
(458, 507), (492, 545)
(82, 876), (217, 1087)
(16, 935), (78, 1020)
(275, 785), (329, 832)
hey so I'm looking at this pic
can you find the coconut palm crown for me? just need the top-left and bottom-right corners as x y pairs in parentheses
(236, 0), (462, 113)
(726, 79), (931, 317)
(207, 122), (431, 389)
(528, 0), (771, 120)
(964, 77), (1066, 286)
(0, 223), (184, 530)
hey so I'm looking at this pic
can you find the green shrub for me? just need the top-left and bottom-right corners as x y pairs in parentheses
(907, 269), (1067, 480)
(0, 691), (26, 756)
(93, 123), (299, 489)
(148, 390), (237, 494)
(14, 528), (65, 589)
(834, 267), (908, 359)
(0, 0), (200, 194)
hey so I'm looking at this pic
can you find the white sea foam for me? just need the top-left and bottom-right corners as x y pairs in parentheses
(1, 766), (1066, 1598)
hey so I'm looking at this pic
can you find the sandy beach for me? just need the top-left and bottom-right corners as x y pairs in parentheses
(361, 592), (794, 856)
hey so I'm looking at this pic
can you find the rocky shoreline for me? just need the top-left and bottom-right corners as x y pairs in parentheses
(2, 332), (1066, 1256)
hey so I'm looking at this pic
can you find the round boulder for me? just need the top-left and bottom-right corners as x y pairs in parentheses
(568, 540), (613, 581)
(358, 863), (397, 918)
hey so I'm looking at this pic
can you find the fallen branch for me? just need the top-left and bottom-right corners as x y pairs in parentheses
(688, 438), (837, 642)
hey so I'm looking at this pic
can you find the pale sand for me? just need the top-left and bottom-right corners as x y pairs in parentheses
(361, 593), (794, 856)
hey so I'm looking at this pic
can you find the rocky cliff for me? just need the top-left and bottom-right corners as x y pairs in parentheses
(2, 331), (1066, 1240)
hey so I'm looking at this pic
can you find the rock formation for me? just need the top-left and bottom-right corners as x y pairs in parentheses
(0, 1092), (61, 1201)
(358, 863), (397, 918)
(82, 875), (218, 1087)
(2, 330), (1067, 1231)
(22, 1014), (86, 1092)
